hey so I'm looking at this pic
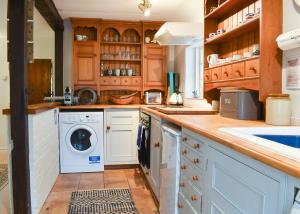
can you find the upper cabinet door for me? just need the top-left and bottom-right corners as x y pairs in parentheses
(144, 45), (167, 87)
(73, 41), (98, 85)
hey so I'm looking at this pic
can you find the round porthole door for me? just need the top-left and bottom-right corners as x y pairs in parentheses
(66, 124), (98, 154)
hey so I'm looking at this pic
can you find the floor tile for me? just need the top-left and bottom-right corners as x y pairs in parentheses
(78, 173), (104, 190)
(51, 174), (80, 192)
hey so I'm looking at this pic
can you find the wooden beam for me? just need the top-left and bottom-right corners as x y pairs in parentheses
(55, 29), (64, 95)
(35, 0), (64, 31)
(8, 0), (31, 213)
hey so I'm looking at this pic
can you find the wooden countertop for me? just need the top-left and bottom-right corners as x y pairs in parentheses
(59, 104), (142, 109)
(141, 106), (300, 179)
(2, 102), (62, 115)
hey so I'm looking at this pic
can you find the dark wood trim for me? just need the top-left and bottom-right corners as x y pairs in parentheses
(8, 0), (31, 213)
(104, 164), (140, 170)
(55, 29), (64, 95)
(34, 0), (64, 31)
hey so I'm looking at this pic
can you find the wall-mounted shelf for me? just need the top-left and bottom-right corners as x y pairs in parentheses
(100, 59), (141, 62)
(205, 17), (260, 45)
(205, 0), (248, 19)
(101, 42), (141, 46)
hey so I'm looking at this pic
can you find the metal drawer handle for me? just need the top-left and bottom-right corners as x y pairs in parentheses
(192, 176), (199, 181)
(214, 73), (219, 78)
(193, 144), (200, 149)
(178, 203), (184, 209)
(235, 70), (242, 77)
(193, 158), (200, 164)
(182, 150), (187, 155)
(180, 182), (185, 187)
(154, 142), (160, 148)
(182, 137), (188, 142)
(181, 165), (187, 170)
(224, 71), (229, 77)
(191, 195), (197, 201)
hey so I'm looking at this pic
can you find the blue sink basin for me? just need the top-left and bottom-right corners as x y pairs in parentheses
(254, 135), (300, 148)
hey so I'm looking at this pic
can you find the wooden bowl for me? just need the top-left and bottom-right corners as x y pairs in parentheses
(109, 95), (134, 105)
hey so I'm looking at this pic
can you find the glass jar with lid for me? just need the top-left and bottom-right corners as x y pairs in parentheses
(266, 94), (291, 126)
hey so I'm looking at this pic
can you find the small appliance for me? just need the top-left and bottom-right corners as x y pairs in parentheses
(144, 92), (162, 105)
(64, 87), (72, 105)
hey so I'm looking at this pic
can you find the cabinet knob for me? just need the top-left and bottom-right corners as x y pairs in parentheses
(178, 203), (184, 209)
(180, 182), (185, 187)
(181, 165), (187, 170)
(193, 158), (200, 164)
(214, 73), (219, 78)
(192, 175), (199, 181)
(107, 126), (111, 131)
(235, 70), (242, 77)
(205, 75), (210, 80)
(182, 150), (187, 155)
(154, 142), (160, 148)
(182, 137), (188, 142)
(224, 71), (229, 77)
(193, 144), (200, 149)
(191, 195), (197, 201)
(249, 66), (257, 73)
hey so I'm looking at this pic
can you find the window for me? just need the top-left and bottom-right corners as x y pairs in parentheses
(184, 41), (204, 99)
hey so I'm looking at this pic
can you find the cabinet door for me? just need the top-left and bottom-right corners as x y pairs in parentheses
(150, 117), (161, 199)
(207, 147), (282, 214)
(105, 110), (139, 165)
(73, 42), (97, 85)
(144, 45), (167, 87)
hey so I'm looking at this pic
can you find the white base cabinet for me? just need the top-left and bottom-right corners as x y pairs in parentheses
(104, 109), (139, 165)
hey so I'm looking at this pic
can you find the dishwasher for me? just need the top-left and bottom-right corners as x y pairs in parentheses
(160, 123), (181, 214)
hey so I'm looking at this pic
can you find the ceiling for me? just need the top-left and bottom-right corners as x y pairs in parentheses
(53, 0), (204, 22)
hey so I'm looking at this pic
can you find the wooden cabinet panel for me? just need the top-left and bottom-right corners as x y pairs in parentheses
(211, 68), (222, 81)
(144, 45), (167, 87)
(231, 62), (245, 79)
(131, 77), (142, 85)
(245, 59), (260, 77)
(204, 69), (212, 83)
(111, 77), (121, 85)
(221, 65), (232, 80)
(77, 56), (94, 81)
(120, 77), (131, 86)
(99, 77), (111, 85)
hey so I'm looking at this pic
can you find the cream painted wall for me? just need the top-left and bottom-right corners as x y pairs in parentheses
(63, 19), (73, 88)
(282, 1), (300, 125)
(0, 0), (10, 149)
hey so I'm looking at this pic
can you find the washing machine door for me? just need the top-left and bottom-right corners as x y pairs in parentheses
(66, 124), (98, 154)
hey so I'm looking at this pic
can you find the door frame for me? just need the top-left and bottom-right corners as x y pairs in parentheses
(7, 0), (63, 213)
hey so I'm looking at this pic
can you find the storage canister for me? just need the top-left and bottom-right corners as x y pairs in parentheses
(266, 94), (291, 125)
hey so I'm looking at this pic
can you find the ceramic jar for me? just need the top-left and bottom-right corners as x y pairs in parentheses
(266, 94), (291, 126)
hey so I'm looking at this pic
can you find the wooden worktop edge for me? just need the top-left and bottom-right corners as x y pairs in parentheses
(2, 102), (62, 115)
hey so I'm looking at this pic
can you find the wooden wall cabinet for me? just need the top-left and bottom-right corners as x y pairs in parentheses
(204, 0), (282, 102)
(143, 44), (167, 91)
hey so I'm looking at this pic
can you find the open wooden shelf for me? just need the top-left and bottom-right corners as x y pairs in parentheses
(100, 58), (141, 62)
(101, 42), (141, 46)
(204, 56), (260, 70)
(205, 0), (248, 19)
(205, 17), (260, 45)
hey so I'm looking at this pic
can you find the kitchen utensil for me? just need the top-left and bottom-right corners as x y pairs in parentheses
(115, 69), (120, 76)
(207, 54), (219, 67)
(121, 69), (127, 76)
(107, 69), (113, 76)
(127, 69), (133, 76)
(232, 54), (242, 61)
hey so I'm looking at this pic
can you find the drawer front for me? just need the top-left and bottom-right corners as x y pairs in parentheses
(221, 65), (232, 80)
(178, 192), (197, 214)
(245, 59), (260, 77)
(99, 77), (111, 85)
(204, 69), (211, 83)
(181, 144), (206, 170)
(211, 67), (221, 81)
(182, 133), (206, 154)
(180, 157), (205, 190)
(231, 62), (245, 78)
(111, 77), (121, 85)
(185, 181), (204, 213)
(131, 77), (142, 85)
(120, 77), (131, 86)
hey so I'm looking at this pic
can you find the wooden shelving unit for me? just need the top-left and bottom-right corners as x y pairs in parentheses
(204, 0), (282, 102)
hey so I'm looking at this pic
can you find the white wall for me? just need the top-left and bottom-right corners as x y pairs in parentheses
(0, 0), (10, 149)
(282, 2), (300, 125)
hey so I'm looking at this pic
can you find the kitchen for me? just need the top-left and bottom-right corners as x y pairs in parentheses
(1, 0), (300, 214)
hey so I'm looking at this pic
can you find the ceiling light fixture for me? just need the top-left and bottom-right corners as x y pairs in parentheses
(138, 0), (152, 16)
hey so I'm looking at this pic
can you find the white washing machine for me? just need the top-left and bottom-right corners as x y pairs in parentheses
(59, 111), (104, 173)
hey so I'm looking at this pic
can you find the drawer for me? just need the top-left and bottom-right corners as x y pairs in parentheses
(204, 69), (211, 83)
(182, 133), (206, 154)
(211, 67), (221, 81)
(231, 62), (245, 78)
(178, 192), (197, 214)
(185, 180), (204, 213)
(120, 77), (131, 86)
(180, 156), (205, 190)
(221, 65), (232, 80)
(99, 77), (111, 85)
(245, 59), (260, 77)
(181, 144), (206, 170)
(110, 77), (121, 85)
(131, 77), (142, 85)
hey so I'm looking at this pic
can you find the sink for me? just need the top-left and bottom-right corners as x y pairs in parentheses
(219, 127), (300, 161)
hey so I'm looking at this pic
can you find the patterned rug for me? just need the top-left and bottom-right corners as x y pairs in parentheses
(0, 164), (8, 191)
(68, 188), (139, 214)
